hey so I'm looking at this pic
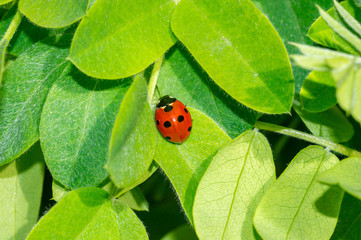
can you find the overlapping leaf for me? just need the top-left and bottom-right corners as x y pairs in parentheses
(107, 74), (156, 189)
(40, 64), (130, 189)
(0, 35), (70, 166)
(318, 157), (361, 200)
(254, 146), (343, 240)
(193, 130), (275, 240)
(157, 46), (257, 138)
(70, 0), (176, 79)
(27, 188), (149, 240)
(154, 108), (231, 223)
(171, 0), (294, 114)
(0, 143), (44, 240)
(19, 0), (88, 28)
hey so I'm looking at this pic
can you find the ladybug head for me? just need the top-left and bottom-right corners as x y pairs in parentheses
(156, 95), (177, 108)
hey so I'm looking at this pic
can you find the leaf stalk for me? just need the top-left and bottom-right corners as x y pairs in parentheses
(147, 55), (164, 105)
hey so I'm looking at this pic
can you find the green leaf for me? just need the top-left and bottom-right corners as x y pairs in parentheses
(107, 74), (156, 189)
(254, 146), (343, 240)
(0, 0), (12, 5)
(161, 224), (198, 240)
(300, 71), (337, 112)
(155, 108), (231, 223)
(19, 0), (88, 28)
(118, 187), (149, 212)
(0, 36), (70, 166)
(334, 0), (361, 37)
(40, 64), (130, 189)
(171, 0), (294, 114)
(331, 193), (361, 240)
(27, 188), (149, 240)
(0, 142), (44, 240)
(293, 103), (354, 143)
(52, 180), (69, 202)
(193, 130), (275, 240)
(252, 0), (333, 95)
(318, 157), (361, 200)
(353, 0), (361, 8)
(157, 46), (257, 138)
(308, 1), (361, 55)
(70, 0), (176, 79)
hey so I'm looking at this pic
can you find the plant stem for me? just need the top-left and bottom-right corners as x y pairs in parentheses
(1, 10), (22, 46)
(255, 121), (361, 157)
(147, 55), (164, 104)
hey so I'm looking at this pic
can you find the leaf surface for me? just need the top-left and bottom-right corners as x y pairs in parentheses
(171, 0), (294, 114)
(70, 0), (176, 79)
(40, 64), (130, 189)
(0, 143), (44, 240)
(155, 108), (231, 222)
(19, 0), (88, 28)
(254, 146), (343, 240)
(107, 74), (156, 189)
(318, 157), (361, 200)
(157, 46), (257, 138)
(27, 188), (149, 240)
(193, 130), (275, 240)
(0, 36), (70, 165)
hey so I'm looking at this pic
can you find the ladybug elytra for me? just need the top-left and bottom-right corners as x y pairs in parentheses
(155, 96), (192, 143)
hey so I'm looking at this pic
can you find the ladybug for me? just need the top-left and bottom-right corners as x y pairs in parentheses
(155, 95), (192, 144)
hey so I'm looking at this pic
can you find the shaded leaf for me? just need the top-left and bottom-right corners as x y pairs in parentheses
(193, 130), (275, 240)
(318, 157), (361, 200)
(19, 0), (88, 28)
(0, 36), (70, 165)
(40, 64), (130, 189)
(294, 103), (354, 143)
(171, 0), (294, 114)
(118, 187), (149, 212)
(300, 71), (337, 112)
(157, 45), (257, 138)
(27, 188), (149, 240)
(70, 0), (176, 79)
(0, 142), (44, 240)
(154, 108), (231, 223)
(254, 146), (343, 240)
(331, 193), (361, 240)
(107, 74), (156, 189)
(161, 224), (198, 240)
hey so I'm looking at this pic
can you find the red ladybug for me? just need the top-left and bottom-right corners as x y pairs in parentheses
(155, 96), (192, 144)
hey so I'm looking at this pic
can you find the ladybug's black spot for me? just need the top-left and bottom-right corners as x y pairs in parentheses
(184, 108), (188, 113)
(156, 120), (159, 125)
(178, 115), (184, 122)
(166, 136), (171, 140)
(164, 105), (173, 112)
(164, 121), (171, 128)
(188, 126), (192, 132)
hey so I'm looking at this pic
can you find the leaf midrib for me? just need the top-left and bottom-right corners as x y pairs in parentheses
(221, 131), (256, 239)
(285, 151), (327, 239)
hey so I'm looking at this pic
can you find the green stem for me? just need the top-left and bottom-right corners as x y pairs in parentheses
(1, 10), (22, 46)
(147, 55), (164, 104)
(255, 121), (361, 157)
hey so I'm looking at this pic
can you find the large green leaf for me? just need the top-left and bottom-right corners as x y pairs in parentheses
(252, 0), (333, 94)
(254, 146), (343, 240)
(19, 0), (88, 28)
(154, 108), (231, 223)
(40, 64), (130, 189)
(318, 157), (361, 200)
(171, 0), (294, 114)
(157, 46), (257, 138)
(0, 142), (44, 240)
(308, 1), (361, 55)
(193, 130), (275, 240)
(27, 188), (149, 240)
(293, 103), (354, 143)
(0, 36), (70, 166)
(107, 74), (156, 189)
(300, 71), (337, 112)
(70, 0), (176, 79)
(331, 193), (361, 240)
